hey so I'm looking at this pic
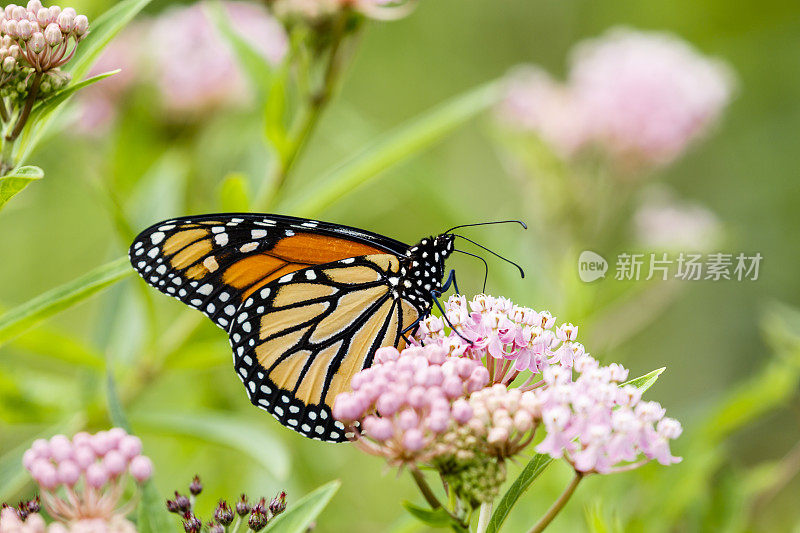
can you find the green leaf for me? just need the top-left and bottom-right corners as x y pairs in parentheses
(263, 480), (340, 533)
(31, 70), (120, 117)
(219, 172), (251, 212)
(67, 0), (153, 81)
(0, 257), (132, 348)
(132, 411), (290, 480)
(106, 371), (131, 431)
(486, 454), (554, 533)
(0, 165), (43, 211)
(137, 480), (174, 533)
(17, 71), (120, 166)
(621, 367), (666, 393)
(278, 80), (504, 216)
(402, 502), (468, 532)
(205, 0), (273, 96)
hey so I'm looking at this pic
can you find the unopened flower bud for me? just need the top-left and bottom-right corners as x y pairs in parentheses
(43, 22), (60, 46)
(36, 7), (48, 27)
(29, 31), (44, 53)
(25, 497), (40, 515)
(182, 513), (202, 533)
(236, 495), (250, 516)
(26, 1), (43, 13)
(2, 56), (15, 73)
(171, 492), (191, 513)
(56, 11), (73, 33)
(208, 523), (225, 533)
(16, 19), (32, 40)
(269, 491), (286, 516)
(5, 20), (18, 37)
(189, 475), (202, 496)
(73, 14), (87, 36)
(214, 501), (234, 526)
(4, 6), (17, 20)
(248, 508), (269, 531)
(8, 44), (20, 60)
(47, 6), (60, 21)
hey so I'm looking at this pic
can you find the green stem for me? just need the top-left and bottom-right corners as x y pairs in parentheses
(2, 71), (42, 174)
(256, 17), (359, 210)
(408, 466), (468, 529)
(476, 501), (493, 533)
(409, 466), (444, 510)
(0, 97), (9, 123)
(526, 472), (584, 533)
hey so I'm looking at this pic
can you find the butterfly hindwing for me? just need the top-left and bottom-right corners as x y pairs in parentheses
(129, 214), (407, 330)
(229, 254), (421, 442)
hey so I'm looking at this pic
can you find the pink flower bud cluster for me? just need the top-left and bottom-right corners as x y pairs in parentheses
(0, 506), (47, 533)
(333, 344), (490, 464)
(416, 294), (586, 385)
(499, 28), (733, 170)
(467, 384), (540, 458)
(534, 357), (682, 473)
(20, 429), (152, 524)
(0, 2), (88, 72)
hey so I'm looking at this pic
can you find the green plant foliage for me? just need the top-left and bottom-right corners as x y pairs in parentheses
(0, 166), (43, 210)
(263, 480), (341, 533)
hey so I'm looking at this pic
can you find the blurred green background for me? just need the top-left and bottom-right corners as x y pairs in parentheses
(2, 0), (800, 531)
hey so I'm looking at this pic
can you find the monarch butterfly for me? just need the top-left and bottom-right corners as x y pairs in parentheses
(129, 213), (524, 442)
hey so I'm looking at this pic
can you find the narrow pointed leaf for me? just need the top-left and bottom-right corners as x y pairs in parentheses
(622, 367), (666, 393)
(67, 0), (153, 80)
(263, 480), (340, 533)
(486, 454), (554, 533)
(0, 257), (132, 347)
(402, 502), (468, 532)
(0, 165), (43, 210)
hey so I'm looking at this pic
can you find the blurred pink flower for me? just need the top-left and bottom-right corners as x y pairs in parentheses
(570, 27), (734, 168)
(499, 67), (589, 157)
(500, 28), (734, 169)
(19, 429), (151, 527)
(633, 187), (722, 250)
(149, 1), (287, 114)
(272, 0), (413, 21)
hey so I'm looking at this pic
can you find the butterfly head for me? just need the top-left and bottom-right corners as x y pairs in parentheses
(403, 234), (455, 293)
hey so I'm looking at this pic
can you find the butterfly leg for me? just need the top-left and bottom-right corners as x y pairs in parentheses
(430, 291), (473, 345)
(439, 269), (461, 295)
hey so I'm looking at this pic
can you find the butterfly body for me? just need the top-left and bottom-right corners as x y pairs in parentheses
(129, 214), (455, 442)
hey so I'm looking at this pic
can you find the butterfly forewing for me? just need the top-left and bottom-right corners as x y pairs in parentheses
(128, 214), (406, 330)
(229, 254), (421, 442)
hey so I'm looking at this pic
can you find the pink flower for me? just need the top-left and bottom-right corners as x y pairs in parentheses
(498, 67), (590, 157)
(533, 357), (681, 473)
(20, 428), (154, 525)
(499, 28), (734, 170)
(333, 344), (488, 464)
(415, 294), (586, 383)
(570, 27), (734, 168)
(148, 1), (287, 115)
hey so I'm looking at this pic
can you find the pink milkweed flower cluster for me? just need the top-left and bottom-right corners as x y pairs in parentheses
(333, 344), (489, 464)
(148, 2), (288, 115)
(467, 384), (540, 458)
(416, 294), (586, 385)
(534, 357), (682, 474)
(76, 1), (288, 128)
(499, 27), (734, 169)
(0, 1), (88, 73)
(19, 429), (152, 529)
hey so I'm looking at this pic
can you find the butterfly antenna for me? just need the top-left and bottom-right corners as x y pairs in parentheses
(444, 220), (527, 235)
(454, 249), (489, 292)
(453, 235), (525, 279)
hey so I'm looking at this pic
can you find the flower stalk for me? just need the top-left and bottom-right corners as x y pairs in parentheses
(526, 471), (584, 533)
